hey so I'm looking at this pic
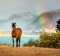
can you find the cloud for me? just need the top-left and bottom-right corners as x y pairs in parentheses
(35, 0), (60, 15)
(44, 27), (56, 33)
(0, 0), (36, 20)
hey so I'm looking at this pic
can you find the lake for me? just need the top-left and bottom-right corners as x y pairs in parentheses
(0, 35), (40, 46)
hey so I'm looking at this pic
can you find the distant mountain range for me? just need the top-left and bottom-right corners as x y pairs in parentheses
(40, 9), (60, 19)
(36, 9), (60, 29)
(1, 9), (60, 31)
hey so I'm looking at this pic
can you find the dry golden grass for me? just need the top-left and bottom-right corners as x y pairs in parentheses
(0, 45), (60, 56)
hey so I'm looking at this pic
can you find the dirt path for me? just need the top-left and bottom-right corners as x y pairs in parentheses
(0, 45), (60, 56)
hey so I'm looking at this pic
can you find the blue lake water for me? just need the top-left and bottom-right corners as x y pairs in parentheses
(0, 35), (39, 46)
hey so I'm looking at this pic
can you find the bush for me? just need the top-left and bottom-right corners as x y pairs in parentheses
(23, 39), (40, 47)
(3, 43), (7, 45)
(40, 32), (60, 48)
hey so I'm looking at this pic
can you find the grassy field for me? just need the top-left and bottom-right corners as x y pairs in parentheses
(0, 45), (60, 56)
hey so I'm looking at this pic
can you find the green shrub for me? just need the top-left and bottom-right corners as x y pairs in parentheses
(0, 43), (2, 45)
(23, 39), (40, 47)
(3, 43), (7, 45)
(40, 32), (60, 48)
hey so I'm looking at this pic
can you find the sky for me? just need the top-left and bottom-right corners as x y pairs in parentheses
(0, 0), (60, 31)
